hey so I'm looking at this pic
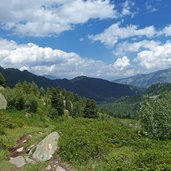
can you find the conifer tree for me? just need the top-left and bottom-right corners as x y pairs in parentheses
(83, 99), (98, 118)
(51, 88), (64, 116)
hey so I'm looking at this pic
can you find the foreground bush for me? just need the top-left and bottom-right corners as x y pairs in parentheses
(96, 141), (171, 171)
(56, 118), (171, 170)
(56, 118), (136, 166)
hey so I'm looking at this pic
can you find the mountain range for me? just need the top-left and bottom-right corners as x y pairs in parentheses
(114, 67), (171, 88)
(0, 67), (138, 101)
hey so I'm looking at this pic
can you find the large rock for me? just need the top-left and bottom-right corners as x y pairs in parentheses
(0, 93), (7, 110)
(33, 132), (60, 161)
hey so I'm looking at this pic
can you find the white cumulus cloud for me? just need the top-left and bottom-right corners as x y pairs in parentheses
(113, 40), (161, 56)
(112, 56), (130, 70)
(135, 42), (171, 70)
(0, 38), (135, 79)
(121, 0), (136, 17)
(89, 23), (156, 47)
(0, 0), (117, 36)
(160, 25), (171, 36)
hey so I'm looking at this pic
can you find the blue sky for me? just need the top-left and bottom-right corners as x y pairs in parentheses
(0, 0), (171, 80)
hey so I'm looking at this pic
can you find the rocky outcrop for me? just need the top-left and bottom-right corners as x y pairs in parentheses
(32, 132), (60, 161)
(0, 93), (7, 110)
(9, 131), (69, 171)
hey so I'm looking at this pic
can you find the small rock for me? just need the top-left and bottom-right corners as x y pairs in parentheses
(25, 112), (32, 118)
(9, 156), (26, 168)
(16, 147), (24, 152)
(56, 166), (66, 171)
(23, 140), (27, 143)
(46, 165), (51, 170)
(28, 134), (32, 138)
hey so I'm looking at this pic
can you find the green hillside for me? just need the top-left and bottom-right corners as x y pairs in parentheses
(99, 82), (171, 119)
(0, 73), (171, 171)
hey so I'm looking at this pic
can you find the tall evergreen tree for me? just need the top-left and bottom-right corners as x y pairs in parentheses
(83, 99), (98, 118)
(50, 88), (64, 116)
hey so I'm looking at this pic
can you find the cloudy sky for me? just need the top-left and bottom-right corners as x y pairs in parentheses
(0, 0), (171, 80)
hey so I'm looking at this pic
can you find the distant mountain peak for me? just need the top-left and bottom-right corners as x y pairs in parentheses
(43, 74), (58, 80)
(71, 75), (87, 81)
(0, 67), (139, 101)
(114, 67), (171, 88)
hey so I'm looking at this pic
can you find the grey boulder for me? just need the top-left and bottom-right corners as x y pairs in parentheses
(32, 132), (60, 161)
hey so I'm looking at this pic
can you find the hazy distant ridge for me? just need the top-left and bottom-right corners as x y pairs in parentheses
(114, 67), (171, 88)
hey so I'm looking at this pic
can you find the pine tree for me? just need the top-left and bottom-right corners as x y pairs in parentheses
(83, 99), (98, 118)
(50, 88), (64, 116)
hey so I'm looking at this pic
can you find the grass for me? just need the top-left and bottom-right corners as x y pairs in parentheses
(22, 162), (47, 171)
(0, 150), (16, 170)
(0, 109), (55, 171)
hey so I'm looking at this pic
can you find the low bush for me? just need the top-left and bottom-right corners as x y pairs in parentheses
(56, 118), (137, 167)
(96, 140), (171, 171)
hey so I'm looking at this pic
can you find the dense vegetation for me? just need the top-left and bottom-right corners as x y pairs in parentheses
(140, 94), (171, 140)
(145, 82), (171, 95)
(56, 118), (171, 170)
(99, 82), (171, 119)
(2, 81), (99, 120)
(0, 73), (171, 170)
(99, 96), (141, 119)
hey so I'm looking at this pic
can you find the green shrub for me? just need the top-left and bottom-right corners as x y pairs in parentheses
(47, 106), (59, 119)
(25, 97), (38, 113)
(0, 112), (20, 130)
(56, 118), (136, 167)
(96, 141), (171, 171)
